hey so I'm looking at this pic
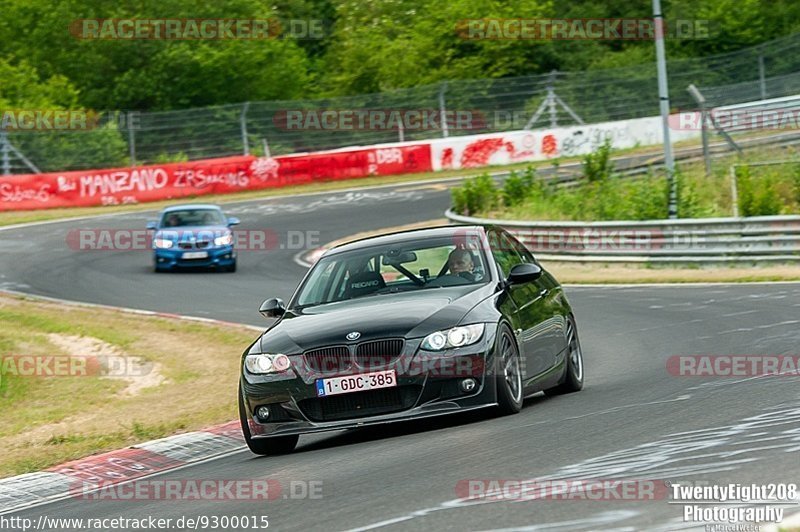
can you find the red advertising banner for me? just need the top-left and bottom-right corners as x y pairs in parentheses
(0, 144), (432, 211)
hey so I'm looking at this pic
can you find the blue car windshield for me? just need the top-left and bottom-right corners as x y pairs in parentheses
(160, 209), (225, 228)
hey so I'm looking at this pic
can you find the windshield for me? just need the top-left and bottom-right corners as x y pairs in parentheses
(293, 235), (489, 308)
(159, 209), (226, 228)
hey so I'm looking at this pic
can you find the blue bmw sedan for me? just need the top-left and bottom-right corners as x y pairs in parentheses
(146, 204), (240, 272)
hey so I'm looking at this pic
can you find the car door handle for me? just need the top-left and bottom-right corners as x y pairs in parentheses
(539, 288), (549, 297)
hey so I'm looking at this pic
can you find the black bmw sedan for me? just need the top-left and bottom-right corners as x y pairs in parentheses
(239, 225), (584, 454)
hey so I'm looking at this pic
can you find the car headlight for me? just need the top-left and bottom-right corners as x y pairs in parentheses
(244, 353), (291, 374)
(214, 233), (233, 246)
(154, 238), (174, 249)
(421, 324), (485, 351)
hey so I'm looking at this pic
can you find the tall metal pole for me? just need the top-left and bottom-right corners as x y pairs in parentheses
(758, 55), (767, 100)
(653, 0), (677, 218)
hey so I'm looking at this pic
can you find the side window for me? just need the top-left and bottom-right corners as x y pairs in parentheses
(506, 232), (537, 264)
(489, 231), (523, 277)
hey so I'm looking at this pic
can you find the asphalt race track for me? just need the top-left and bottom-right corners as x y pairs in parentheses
(2, 180), (800, 531)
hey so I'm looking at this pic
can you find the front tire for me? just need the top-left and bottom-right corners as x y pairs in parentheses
(494, 324), (524, 415)
(545, 315), (584, 396)
(238, 382), (298, 455)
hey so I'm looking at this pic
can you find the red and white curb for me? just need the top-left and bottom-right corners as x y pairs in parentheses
(0, 421), (245, 515)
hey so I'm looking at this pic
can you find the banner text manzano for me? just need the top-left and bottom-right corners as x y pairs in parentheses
(0, 145), (432, 211)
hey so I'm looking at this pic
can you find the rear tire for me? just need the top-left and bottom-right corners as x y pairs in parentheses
(238, 382), (298, 455)
(494, 324), (524, 415)
(544, 315), (584, 396)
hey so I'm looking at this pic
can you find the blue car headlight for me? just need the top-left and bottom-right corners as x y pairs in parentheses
(214, 233), (233, 246)
(154, 238), (174, 249)
(421, 324), (485, 351)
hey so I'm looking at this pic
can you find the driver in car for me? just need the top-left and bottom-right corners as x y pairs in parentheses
(447, 248), (476, 281)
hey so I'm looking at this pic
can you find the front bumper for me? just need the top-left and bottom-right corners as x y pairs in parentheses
(154, 245), (235, 270)
(241, 335), (500, 438)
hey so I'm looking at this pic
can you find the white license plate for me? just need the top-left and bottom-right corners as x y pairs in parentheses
(316, 369), (397, 397)
(182, 251), (208, 259)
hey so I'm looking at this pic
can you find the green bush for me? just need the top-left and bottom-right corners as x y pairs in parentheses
(581, 138), (614, 183)
(451, 173), (499, 216)
(737, 167), (783, 216)
(501, 167), (536, 207)
(454, 145), (800, 221)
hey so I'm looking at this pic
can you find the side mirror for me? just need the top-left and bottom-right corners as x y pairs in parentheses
(146, 221), (158, 230)
(259, 297), (285, 319)
(227, 217), (241, 227)
(507, 263), (542, 285)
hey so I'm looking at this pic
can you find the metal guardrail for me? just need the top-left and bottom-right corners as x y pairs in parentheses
(445, 210), (800, 263)
(713, 94), (800, 134)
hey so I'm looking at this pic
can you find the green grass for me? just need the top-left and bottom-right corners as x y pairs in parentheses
(0, 309), (136, 348)
(0, 294), (256, 477)
(460, 143), (800, 221)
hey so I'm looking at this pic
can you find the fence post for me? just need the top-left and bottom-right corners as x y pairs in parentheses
(439, 82), (449, 138)
(548, 70), (558, 128)
(700, 106), (711, 177)
(687, 84), (711, 176)
(1, 132), (10, 175)
(729, 165), (739, 217)
(241, 102), (251, 156)
(758, 55), (767, 100)
(127, 111), (137, 167)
